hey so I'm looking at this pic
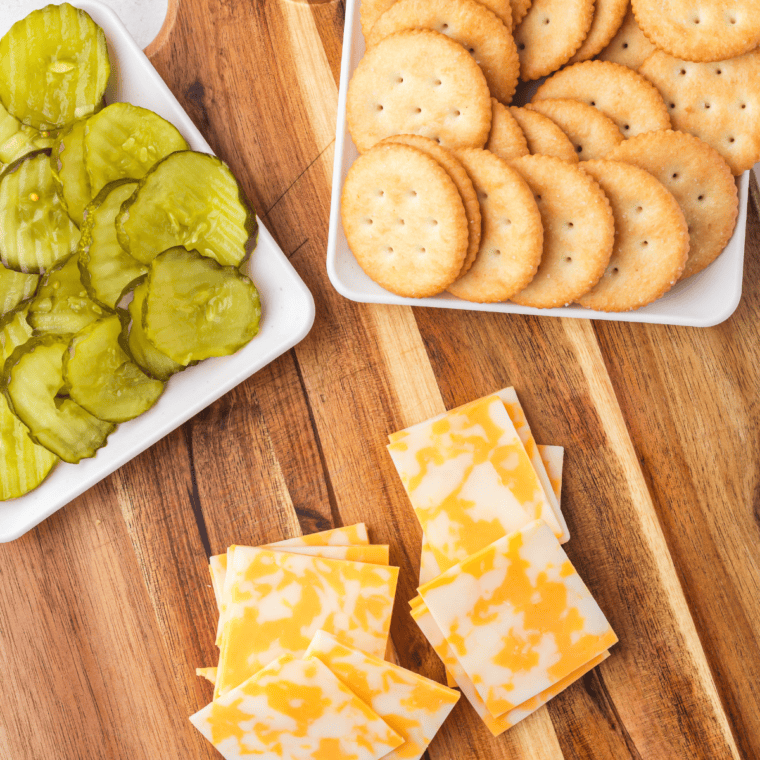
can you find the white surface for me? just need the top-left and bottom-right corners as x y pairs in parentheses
(327, 0), (750, 327)
(0, 0), (315, 541)
(3, 0), (167, 49)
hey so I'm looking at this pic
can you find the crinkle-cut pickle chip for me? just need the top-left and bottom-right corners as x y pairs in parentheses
(0, 306), (59, 499)
(0, 151), (81, 274)
(125, 280), (185, 382)
(85, 103), (189, 197)
(117, 151), (257, 268)
(78, 180), (146, 309)
(143, 247), (261, 365)
(28, 254), (106, 336)
(0, 3), (110, 131)
(0, 263), (38, 318)
(0, 100), (57, 167)
(2, 335), (114, 463)
(51, 119), (91, 227)
(63, 314), (164, 423)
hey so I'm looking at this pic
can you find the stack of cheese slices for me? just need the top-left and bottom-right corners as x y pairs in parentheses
(190, 524), (460, 759)
(388, 388), (618, 736)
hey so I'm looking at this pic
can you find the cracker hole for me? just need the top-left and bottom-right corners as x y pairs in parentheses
(410, 190), (417, 197)
(377, 104), (384, 111)
(636, 206), (643, 213)
(543, 17), (550, 24)
(365, 218), (373, 225)
(693, 17), (700, 24)
(624, 125), (630, 131)
(567, 222), (574, 228)
(716, 69), (722, 75)
(565, 257), (572, 263)
(519, 43), (526, 50)
(399, 219), (405, 225)
(454, 110), (461, 116)
(729, 137), (736, 143)
(442, 23), (448, 29)
(680, 69), (686, 76)
(378, 190), (384, 197)
(419, 247), (426, 254)
(480, 192), (489, 201)
(741, 103), (747, 109)
(622, 43), (628, 49)
(415, 107), (422, 114)
(672, 173), (679, 179)
(536, 194), (542, 201)
(590, 101), (596, 106)
(468, 47), (475, 53)
(503, 219), (511, 226)
(730, 17), (737, 24)
(670, 103), (676, 109)
(387, 247), (394, 253)
(576, 145), (583, 153)
(397, 76), (404, 83)
(435, 137), (441, 144)
(612, 267), (619, 274)
(704, 103), (711, 109)
(641, 240), (649, 247)
(431, 219), (438, 226)
(698, 195), (704, 201)
(434, 78), (442, 86)
(494, 249), (501, 256)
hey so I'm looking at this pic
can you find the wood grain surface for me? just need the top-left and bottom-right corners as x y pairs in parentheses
(0, 1), (759, 758)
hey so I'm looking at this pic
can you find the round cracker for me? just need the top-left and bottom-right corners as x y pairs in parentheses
(639, 49), (760, 175)
(448, 149), (543, 302)
(487, 98), (529, 162)
(597, 7), (656, 71)
(368, 0), (519, 105)
(533, 60), (671, 137)
(526, 99), (624, 160)
(631, 0), (760, 63)
(382, 134), (481, 276)
(509, 155), (615, 308)
(510, 0), (532, 26)
(514, 0), (595, 81)
(608, 130), (739, 280)
(341, 143), (468, 297)
(578, 160), (689, 311)
(509, 106), (578, 163)
(569, 0), (628, 64)
(347, 30), (492, 153)
(362, 0), (513, 35)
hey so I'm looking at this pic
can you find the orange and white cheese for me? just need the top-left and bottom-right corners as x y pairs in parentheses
(215, 547), (398, 698)
(388, 395), (562, 574)
(190, 654), (403, 760)
(274, 523), (370, 547)
(418, 520), (617, 717)
(305, 630), (459, 760)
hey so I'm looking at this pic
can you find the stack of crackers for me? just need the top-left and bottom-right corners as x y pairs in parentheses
(387, 388), (618, 736)
(342, 0), (756, 311)
(190, 525), (461, 760)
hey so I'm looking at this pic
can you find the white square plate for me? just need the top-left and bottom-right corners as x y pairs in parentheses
(0, 0), (315, 541)
(327, 0), (749, 327)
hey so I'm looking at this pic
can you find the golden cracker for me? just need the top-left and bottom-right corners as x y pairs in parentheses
(448, 148), (543, 302)
(526, 98), (624, 160)
(578, 160), (689, 312)
(368, 0), (519, 104)
(597, 7), (656, 70)
(569, 0), (628, 64)
(510, 0), (532, 26)
(341, 143), (468, 297)
(510, 106), (579, 163)
(347, 30), (492, 153)
(382, 134), (481, 276)
(631, 0), (760, 62)
(608, 130), (739, 280)
(514, 0), (595, 81)
(487, 98), (529, 162)
(533, 60), (671, 137)
(510, 154), (615, 308)
(639, 49), (760, 175)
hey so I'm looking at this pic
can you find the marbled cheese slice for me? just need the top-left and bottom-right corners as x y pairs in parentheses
(411, 603), (608, 735)
(305, 630), (459, 760)
(419, 520), (617, 717)
(274, 523), (370, 547)
(191, 654), (404, 760)
(215, 548), (398, 698)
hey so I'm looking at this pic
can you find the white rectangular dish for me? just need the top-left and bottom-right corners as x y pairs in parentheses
(0, 0), (315, 542)
(327, 0), (750, 328)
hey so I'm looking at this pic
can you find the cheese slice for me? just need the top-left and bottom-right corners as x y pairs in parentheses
(411, 603), (608, 735)
(305, 630), (459, 760)
(196, 667), (217, 686)
(388, 395), (562, 574)
(274, 523), (370, 547)
(215, 547), (399, 698)
(190, 654), (404, 760)
(419, 520), (617, 717)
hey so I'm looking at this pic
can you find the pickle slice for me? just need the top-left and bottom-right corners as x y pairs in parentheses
(125, 280), (184, 381)
(0, 3), (110, 130)
(143, 247), (261, 364)
(85, 103), (189, 196)
(0, 306), (58, 499)
(63, 314), (164, 423)
(0, 100), (57, 166)
(117, 151), (257, 267)
(51, 119), (91, 226)
(0, 151), (81, 273)
(28, 254), (106, 335)
(0, 263), (38, 318)
(2, 334), (114, 463)
(79, 180), (146, 309)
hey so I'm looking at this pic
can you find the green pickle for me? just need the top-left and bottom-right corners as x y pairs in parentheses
(0, 151), (81, 273)
(78, 179), (146, 309)
(64, 313), (164, 423)
(28, 254), (107, 335)
(0, 3), (110, 130)
(0, 263), (38, 318)
(143, 247), (261, 365)
(85, 103), (189, 196)
(125, 280), (185, 381)
(0, 101), (57, 167)
(51, 119), (91, 226)
(117, 151), (257, 267)
(2, 334), (114, 463)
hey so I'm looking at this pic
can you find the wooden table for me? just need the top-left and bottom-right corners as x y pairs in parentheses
(0, 1), (758, 758)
